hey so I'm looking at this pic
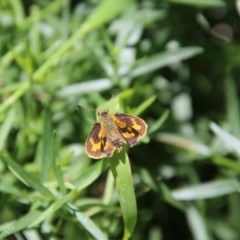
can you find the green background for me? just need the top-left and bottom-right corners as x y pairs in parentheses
(1, 0), (240, 239)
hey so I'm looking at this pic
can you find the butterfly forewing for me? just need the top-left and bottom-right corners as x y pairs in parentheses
(113, 113), (147, 146)
(85, 123), (115, 159)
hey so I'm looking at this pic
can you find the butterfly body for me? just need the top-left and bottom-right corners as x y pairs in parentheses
(99, 110), (126, 149)
(85, 109), (147, 159)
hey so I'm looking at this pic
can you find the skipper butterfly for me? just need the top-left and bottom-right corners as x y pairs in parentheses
(85, 109), (148, 159)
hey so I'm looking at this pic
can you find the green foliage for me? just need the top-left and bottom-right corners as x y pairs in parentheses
(1, 0), (240, 239)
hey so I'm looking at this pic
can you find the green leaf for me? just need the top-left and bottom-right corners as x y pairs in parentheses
(225, 71), (240, 138)
(0, 81), (30, 115)
(41, 109), (54, 183)
(133, 95), (156, 116)
(172, 179), (240, 200)
(186, 205), (210, 240)
(53, 161), (67, 196)
(156, 132), (210, 156)
(210, 122), (240, 157)
(148, 109), (169, 135)
(0, 0), (132, 114)
(131, 47), (203, 78)
(212, 155), (240, 173)
(97, 94), (122, 114)
(140, 168), (184, 211)
(0, 108), (14, 151)
(74, 160), (108, 191)
(165, 0), (225, 7)
(33, 0), (132, 83)
(84, 0), (132, 30)
(1, 155), (55, 199)
(9, 0), (25, 25)
(75, 210), (107, 240)
(0, 180), (21, 196)
(108, 149), (137, 240)
(102, 170), (115, 204)
(0, 210), (42, 238)
(58, 79), (112, 97)
(28, 194), (70, 228)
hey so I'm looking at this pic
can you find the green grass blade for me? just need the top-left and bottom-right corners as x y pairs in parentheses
(102, 171), (114, 204)
(140, 168), (184, 211)
(225, 71), (240, 138)
(0, 81), (30, 114)
(74, 160), (108, 191)
(21, 0), (67, 30)
(53, 163), (67, 196)
(0, 43), (25, 71)
(156, 133), (210, 156)
(58, 79), (112, 97)
(0, 0), (131, 115)
(172, 179), (240, 200)
(9, 0), (25, 25)
(1, 155), (55, 199)
(211, 155), (240, 173)
(165, 0), (225, 7)
(51, 129), (67, 196)
(0, 108), (14, 151)
(131, 47), (203, 77)
(75, 211), (107, 240)
(133, 95), (156, 116)
(0, 210), (42, 239)
(109, 149), (137, 240)
(186, 205), (210, 240)
(210, 122), (240, 157)
(34, 0), (131, 83)
(28, 194), (70, 228)
(0, 180), (21, 196)
(148, 109), (169, 135)
(84, 0), (131, 30)
(41, 110), (54, 183)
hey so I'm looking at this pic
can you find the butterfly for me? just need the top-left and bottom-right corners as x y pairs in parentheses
(85, 109), (148, 159)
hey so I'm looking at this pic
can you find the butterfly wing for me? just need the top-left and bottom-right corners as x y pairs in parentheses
(85, 123), (116, 159)
(113, 113), (147, 146)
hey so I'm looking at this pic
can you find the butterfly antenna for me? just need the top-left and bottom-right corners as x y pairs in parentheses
(111, 89), (119, 99)
(76, 105), (95, 112)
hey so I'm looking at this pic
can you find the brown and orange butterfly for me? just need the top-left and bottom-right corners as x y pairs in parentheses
(85, 109), (148, 159)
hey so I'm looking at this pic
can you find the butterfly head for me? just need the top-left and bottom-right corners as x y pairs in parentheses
(98, 109), (110, 118)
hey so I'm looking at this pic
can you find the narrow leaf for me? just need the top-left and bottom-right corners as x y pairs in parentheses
(186, 205), (210, 240)
(172, 179), (240, 200)
(0, 108), (14, 151)
(109, 150), (137, 240)
(74, 160), (108, 191)
(75, 211), (107, 240)
(131, 47), (203, 77)
(29, 194), (70, 228)
(41, 109), (54, 183)
(210, 122), (240, 157)
(225, 72), (240, 138)
(166, 0), (225, 7)
(0, 210), (42, 238)
(1, 155), (54, 199)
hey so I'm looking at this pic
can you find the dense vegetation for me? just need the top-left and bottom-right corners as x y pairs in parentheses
(1, 0), (240, 239)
